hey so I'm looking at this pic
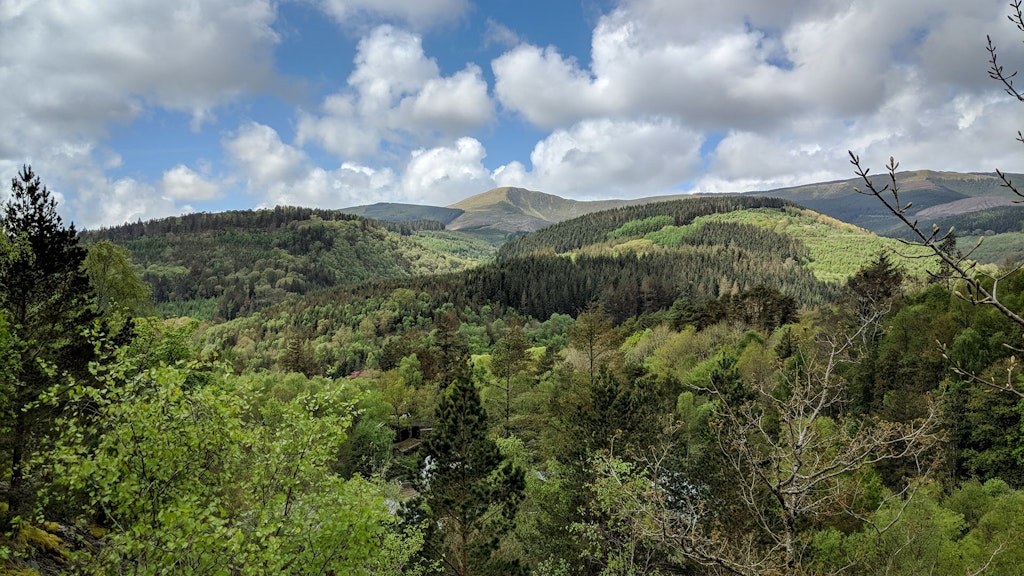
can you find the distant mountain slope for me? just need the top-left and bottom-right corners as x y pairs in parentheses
(339, 202), (464, 225)
(342, 172), (1021, 241)
(496, 196), (795, 259)
(756, 170), (1023, 232)
(208, 198), (940, 362)
(445, 187), (650, 232)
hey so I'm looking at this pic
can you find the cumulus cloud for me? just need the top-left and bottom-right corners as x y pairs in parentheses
(492, 0), (1023, 195)
(0, 0), (280, 227)
(396, 66), (494, 134)
(0, 0), (278, 148)
(225, 122), (395, 208)
(402, 138), (495, 205)
(297, 26), (494, 159)
(493, 0), (1011, 128)
(161, 165), (223, 202)
(494, 118), (704, 198)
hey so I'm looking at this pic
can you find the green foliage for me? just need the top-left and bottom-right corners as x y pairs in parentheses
(408, 337), (526, 575)
(83, 207), (491, 321)
(814, 481), (1024, 575)
(606, 215), (674, 240)
(42, 321), (399, 574)
(83, 240), (152, 317)
(0, 166), (99, 516)
(497, 196), (797, 258)
(690, 207), (937, 283)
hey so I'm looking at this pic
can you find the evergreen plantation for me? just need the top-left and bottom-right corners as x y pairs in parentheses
(5, 165), (1024, 576)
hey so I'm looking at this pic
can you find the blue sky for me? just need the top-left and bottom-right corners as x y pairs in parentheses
(1, 0), (1022, 229)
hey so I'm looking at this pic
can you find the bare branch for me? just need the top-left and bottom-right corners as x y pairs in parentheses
(848, 152), (1024, 330)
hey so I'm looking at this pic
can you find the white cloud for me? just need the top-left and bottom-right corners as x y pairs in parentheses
(297, 26), (495, 160)
(491, 0), (1013, 128)
(161, 165), (223, 202)
(317, 0), (469, 30)
(80, 177), (184, 228)
(401, 138), (495, 205)
(494, 118), (704, 198)
(225, 123), (308, 188)
(491, 0), (1024, 195)
(225, 122), (396, 209)
(484, 19), (521, 49)
(492, 44), (606, 129)
(396, 66), (493, 134)
(0, 0), (280, 227)
(348, 26), (441, 114)
(0, 0), (278, 149)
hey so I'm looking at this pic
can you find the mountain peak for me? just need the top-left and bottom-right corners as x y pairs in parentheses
(445, 187), (622, 233)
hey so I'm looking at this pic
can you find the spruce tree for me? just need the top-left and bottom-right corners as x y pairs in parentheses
(409, 318), (525, 576)
(0, 166), (97, 515)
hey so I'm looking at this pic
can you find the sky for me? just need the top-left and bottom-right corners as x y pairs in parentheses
(2, 0), (1023, 230)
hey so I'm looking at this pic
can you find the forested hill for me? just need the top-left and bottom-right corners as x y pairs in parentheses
(496, 196), (795, 259)
(80, 206), (495, 320)
(197, 197), (942, 376)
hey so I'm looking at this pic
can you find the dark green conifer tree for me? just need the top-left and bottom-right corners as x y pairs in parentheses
(0, 166), (98, 515)
(409, 318), (525, 576)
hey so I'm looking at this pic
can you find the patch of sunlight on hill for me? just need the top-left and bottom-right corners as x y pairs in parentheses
(651, 207), (938, 284)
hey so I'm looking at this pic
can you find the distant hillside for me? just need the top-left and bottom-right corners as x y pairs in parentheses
(497, 196), (936, 284)
(756, 170), (1023, 233)
(205, 197), (944, 365)
(446, 187), (644, 232)
(340, 172), (1023, 245)
(82, 206), (496, 320)
(339, 202), (463, 225)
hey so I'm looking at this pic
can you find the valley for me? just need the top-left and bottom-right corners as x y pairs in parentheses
(3, 169), (1024, 575)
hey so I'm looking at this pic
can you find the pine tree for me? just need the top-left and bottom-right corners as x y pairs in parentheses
(0, 166), (98, 515)
(409, 319), (525, 576)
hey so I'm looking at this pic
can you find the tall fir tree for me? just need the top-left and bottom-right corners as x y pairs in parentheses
(409, 317), (525, 576)
(0, 166), (98, 515)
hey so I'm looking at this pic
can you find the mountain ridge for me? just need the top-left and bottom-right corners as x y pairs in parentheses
(337, 170), (1022, 238)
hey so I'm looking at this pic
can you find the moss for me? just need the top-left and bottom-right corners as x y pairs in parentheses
(14, 524), (68, 562)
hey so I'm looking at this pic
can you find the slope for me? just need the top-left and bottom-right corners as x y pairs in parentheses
(756, 170), (1023, 233)
(189, 196), (950, 375)
(81, 206), (497, 320)
(338, 202), (464, 225)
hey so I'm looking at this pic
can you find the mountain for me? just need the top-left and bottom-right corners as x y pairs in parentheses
(86, 171), (1022, 323)
(445, 187), (653, 232)
(199, 196), (944, 374)
(755, 170), (1023, 233)
(343, 172), (1022, 241)
(341, 187), (690, 236)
